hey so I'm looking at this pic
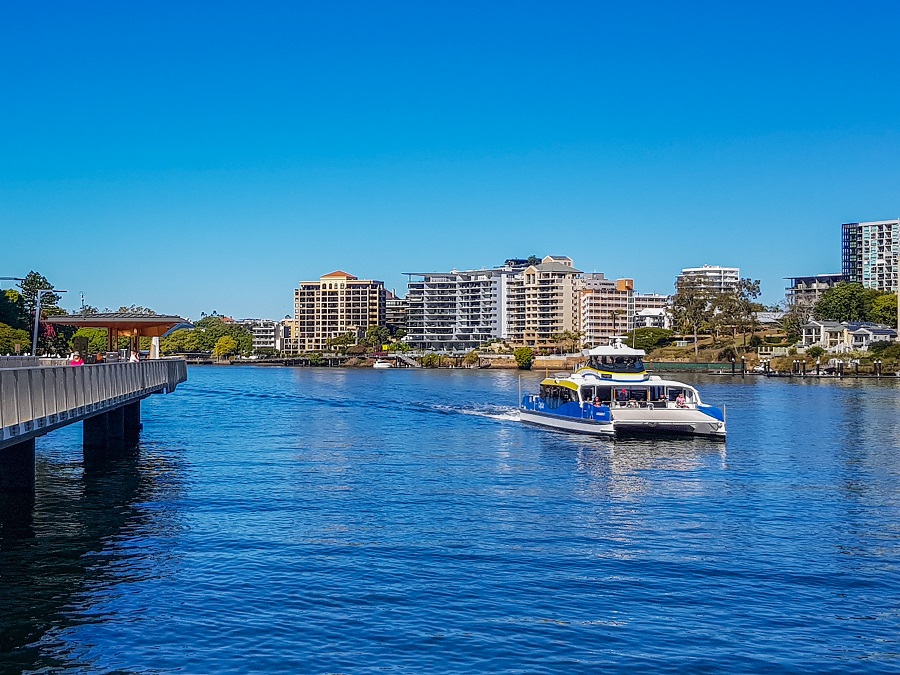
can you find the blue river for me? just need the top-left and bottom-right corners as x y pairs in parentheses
(1, 366), (899, 673)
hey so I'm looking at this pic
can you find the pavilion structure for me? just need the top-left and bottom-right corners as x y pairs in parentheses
(45, 313), (191, 358)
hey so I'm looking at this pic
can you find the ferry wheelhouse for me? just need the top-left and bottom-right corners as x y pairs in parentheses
(520, 342), (726, 438)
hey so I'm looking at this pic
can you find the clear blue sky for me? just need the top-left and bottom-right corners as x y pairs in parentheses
(2, 1), (899, 320)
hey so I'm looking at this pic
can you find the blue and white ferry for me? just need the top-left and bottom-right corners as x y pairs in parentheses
(520, 341), (727, 438)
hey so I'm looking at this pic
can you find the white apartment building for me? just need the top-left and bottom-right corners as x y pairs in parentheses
(235, 319), (285, 353)
(842, 219), (899, 293)
(405, 263), (525, 351)
(677, 265), (740, 294)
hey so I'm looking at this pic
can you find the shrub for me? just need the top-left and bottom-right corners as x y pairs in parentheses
(514, 347), (535, 370)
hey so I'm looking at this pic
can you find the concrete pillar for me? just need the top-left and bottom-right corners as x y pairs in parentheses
(107, 407), (125, 453)
(124, 401), (141, 448)
(84, 412), (109, 452)
(0, 438), (36, 492)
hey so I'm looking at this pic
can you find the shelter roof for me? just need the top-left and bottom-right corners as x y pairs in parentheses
(46, 313), (191, 337)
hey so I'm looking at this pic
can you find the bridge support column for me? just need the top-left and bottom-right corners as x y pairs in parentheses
(107, 407), (125, 453)
(0, 438), (36, 492)
(124, 401), (142, 448)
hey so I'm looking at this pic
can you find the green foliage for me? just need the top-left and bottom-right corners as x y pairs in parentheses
(551, 330), (582, 353)
(160, 316), (252, 355)
(748, 334), (764, 348)
(72, 328), (109, 354)
(384, 341), (411, 353)
(160, 328), (202, 354)
(327, 332), (356, 349)
(814, 283), (881, 323)
(514, 347), (535, 370)
(0, 322), (30, 355)
(213, 335), (238, 359)
(781, 302), (811, 343)
(18, 271), (61, 332)
(717, 347), (737, 361)
(869, 293), (898, 327)
(463, 350), (480, 366)
(672, 276), (713, 354)
(870, 342), (900, 359)
(307, 353), (325, 366)
(364, 325), (391, 349)
(420, 353), (441, 368)
(0, 289), (25, 329)
(624, 328), (673, 352)
(116, 305), (158, 315)
(806, 346), (826, 359)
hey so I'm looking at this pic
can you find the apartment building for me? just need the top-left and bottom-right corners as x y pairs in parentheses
(580, 274), (669, 345)
(234, 318), (284, 353)
(519, 256), (582, 350)
(842, 219), (899, 293)
(676, 265), (740, 294)
(784, 273), (845, 307)
(405, 263), (525, 351)
(285, 271), (386, 352)
(385, 290), (408, 335)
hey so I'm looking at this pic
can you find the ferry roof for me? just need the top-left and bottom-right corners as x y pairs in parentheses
(583, 341), (646, 357)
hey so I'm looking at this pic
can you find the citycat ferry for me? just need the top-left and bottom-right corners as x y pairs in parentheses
(519, 341), (727, 438)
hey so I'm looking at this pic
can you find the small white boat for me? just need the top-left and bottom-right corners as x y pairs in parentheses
(373, 359), (393, 369)
(520, 341), (726, 438)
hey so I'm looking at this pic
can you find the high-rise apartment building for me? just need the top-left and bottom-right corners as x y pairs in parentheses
(519, 256), (582, 350)
(676, 265), (740, 294)
(234, 318), (285, 353)
(842, 219), (899, 293)
(285, 271), (385, 353)
(385, 290), (408, 335)
(784, 273), (845, 307)
(405, 263), (525, 351)
(580, 274), (669, 345)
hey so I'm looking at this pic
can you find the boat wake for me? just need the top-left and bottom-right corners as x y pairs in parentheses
(431, 403), (520, 422)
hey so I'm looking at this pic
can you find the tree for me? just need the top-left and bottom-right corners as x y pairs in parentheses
(736, 278), (762, 346)
(780, 301), (811, 344)
(671, 276), (713, 355)
(463, 350), (480, 367)
(551, 330), (582, 354)
(0, 323), (30, 355)
(363, 325), (391, 349)
(869, 293), (898, 327)
(213, 335), (238, 360)
(71, 328), (110, 354)
(526, 255), (541, 266)
(18, 271), (61, 335)
(117, 305), (158, 315)
(0, 289), (25, 329)
(623, 328), (673, 352)
(326, 332), (356, 350)
(514, 347), (535, 370)
(814, 283), (880, 323)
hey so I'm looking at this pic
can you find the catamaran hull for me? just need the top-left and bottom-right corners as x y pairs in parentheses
(519, 409), (615, 436)
(519, 409), (726, 439)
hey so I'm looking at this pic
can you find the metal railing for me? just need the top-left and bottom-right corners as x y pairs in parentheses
(0, 359), (187, 449)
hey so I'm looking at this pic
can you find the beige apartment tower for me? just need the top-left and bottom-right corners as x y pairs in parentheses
(287, 271), (386, 352)
(518, 256), (583, 350)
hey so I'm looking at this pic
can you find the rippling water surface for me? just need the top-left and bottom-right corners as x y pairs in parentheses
(2, 366), (900, 673)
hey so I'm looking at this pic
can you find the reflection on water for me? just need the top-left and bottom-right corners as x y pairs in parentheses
(0, 432), (186, 673)
(1, 368), (899, 673)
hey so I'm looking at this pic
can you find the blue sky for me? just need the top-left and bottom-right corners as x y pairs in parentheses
(2, 1), (899, 320)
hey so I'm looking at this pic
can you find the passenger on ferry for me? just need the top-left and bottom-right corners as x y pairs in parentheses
(676, 392), (687, 408)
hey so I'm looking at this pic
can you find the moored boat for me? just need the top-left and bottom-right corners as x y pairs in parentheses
(373, 359), (393, 369)
(520, 341), (726, 438)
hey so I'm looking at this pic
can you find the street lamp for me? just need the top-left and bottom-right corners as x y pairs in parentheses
(32, 289), (67, 355)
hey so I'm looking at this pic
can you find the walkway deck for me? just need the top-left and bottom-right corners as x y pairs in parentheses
(0, 360), (187, 451)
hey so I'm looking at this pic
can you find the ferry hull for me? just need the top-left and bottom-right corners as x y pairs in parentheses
(519, 408), (726, 439)
(519, 409), (615, 436)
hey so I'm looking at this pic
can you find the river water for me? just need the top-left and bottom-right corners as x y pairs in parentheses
(1, 366), (899, 673)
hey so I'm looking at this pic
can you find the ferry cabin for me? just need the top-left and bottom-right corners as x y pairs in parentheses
(539, 381), (698, 410)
